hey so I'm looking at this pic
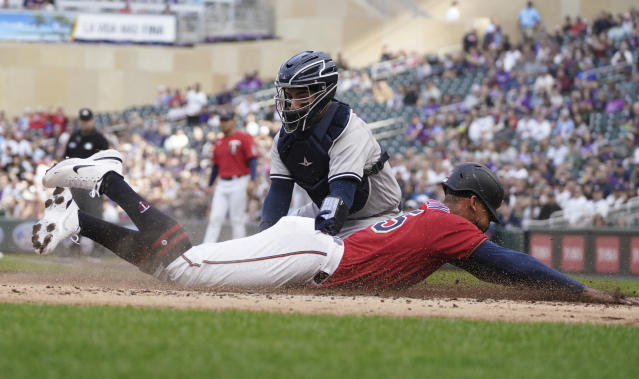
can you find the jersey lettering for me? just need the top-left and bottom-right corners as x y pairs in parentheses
(371, 209), (424, 233)
(229, 140), (241, 154)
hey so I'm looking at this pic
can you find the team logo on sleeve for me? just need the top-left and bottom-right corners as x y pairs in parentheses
(371, 209), (424, 233)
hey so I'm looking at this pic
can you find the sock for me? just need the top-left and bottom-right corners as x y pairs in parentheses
(100, 172), (176, 233)
(98, 172), (193, 274)
(78, 211), (145, 265)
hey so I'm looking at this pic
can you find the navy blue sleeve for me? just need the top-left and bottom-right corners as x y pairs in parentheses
(248, 158), (257, 181)
(260, 178), (294, 230)
(452, 240), (585, 294)
(328, 178), (358, 209)
(208, 164), (218, 187)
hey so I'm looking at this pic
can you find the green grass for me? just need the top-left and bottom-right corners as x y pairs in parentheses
(0, 303), (637, 379)
(423, 268), (639, 296)
(0, 254), (72, 273)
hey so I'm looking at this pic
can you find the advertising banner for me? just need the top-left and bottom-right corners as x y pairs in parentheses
(529, 234), (552, 266)
(0, 10), (74, 42)
(595, 236), (620, 273)
(631, 237), (639, 274)
(73, 13), (176, 44)
(561, 235), (585, 272)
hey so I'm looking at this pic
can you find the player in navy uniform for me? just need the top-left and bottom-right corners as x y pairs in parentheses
(261, 51), (402, 238)
(63, 108), (110, 254)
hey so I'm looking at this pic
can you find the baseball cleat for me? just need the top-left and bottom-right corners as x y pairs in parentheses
(43, 149), (123, 197)
(32, 187), (80, 255)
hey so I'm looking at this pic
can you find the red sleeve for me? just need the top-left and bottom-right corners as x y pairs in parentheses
(242, 133), (258, 160)
(429, 212), (488, 260)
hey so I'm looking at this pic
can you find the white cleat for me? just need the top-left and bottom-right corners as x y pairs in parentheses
(43, 149), (123, 197)
(32, 187), (80, 255)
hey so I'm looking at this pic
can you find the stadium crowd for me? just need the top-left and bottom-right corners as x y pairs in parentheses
(1, 5), (638, 233)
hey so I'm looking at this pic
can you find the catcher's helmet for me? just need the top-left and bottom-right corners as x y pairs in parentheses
(442, 162), (504, 223)
(274, 51), (338, 133)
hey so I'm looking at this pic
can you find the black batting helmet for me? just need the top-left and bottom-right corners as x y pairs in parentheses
(442, 162), (505, 223)
(274, 50), (338, 133)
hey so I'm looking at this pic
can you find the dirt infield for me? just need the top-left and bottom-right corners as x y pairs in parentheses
(1, 258), (638, 326)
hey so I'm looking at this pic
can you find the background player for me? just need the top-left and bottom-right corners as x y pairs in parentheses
(203, 110), (258, 242)
(33, 154), (638, 305)
(261, 50), (402, 238)
(62, 108), (110, 255)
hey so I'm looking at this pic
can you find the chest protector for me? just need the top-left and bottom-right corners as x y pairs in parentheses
(277, 101), (369, 214)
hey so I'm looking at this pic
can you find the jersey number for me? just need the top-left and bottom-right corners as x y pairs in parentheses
(370, 209), (424, 233)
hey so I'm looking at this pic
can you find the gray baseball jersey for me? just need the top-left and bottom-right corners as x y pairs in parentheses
(269, 109), (401, 228)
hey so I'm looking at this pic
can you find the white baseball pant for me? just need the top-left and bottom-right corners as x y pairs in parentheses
(155, 217), (344, 289)
(203, 175), (249, 243)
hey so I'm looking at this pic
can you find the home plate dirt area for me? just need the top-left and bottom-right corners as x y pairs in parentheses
(1, 258), (637, 326)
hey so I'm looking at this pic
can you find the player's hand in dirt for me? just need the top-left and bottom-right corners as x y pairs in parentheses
(581, 287), (639, 305)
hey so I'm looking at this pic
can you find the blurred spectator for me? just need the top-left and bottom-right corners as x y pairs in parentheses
(380, 45), (393, 62)
(372, 79), (394, 106)
(483, 18), (503, 50)
(553, 108), (575, 138)
(611, 41), (633, 66)
(445, 1), (459, 22)
(405, 115), (425, 145)
(236, 71), (263, 92)
(593, 11), (614, 35)
(421, 81), (441, 103)
(119, 0), (132, 14)
(462, 28), (479, 52)
(518, 1), (541, 41)
(185, 83), (207, 126)
(537, 193), (561, 220)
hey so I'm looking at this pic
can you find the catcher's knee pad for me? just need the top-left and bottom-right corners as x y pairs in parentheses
(136, 223), (193, 275)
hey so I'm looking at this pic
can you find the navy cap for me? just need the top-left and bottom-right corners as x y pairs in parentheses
(79, 108), (93, 121)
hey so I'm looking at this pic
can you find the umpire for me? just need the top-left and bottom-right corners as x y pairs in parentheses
(64, 108), (110, 220)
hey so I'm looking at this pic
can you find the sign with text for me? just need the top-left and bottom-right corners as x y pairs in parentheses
(73, 13), (176, 43)
(595, 236), (619, 273)
(561, 235), (584, 272)
(529, 234), (552, 266)
(631, 237), (639, 274)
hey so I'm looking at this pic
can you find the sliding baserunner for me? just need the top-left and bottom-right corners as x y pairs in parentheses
(32, 150), (638, 304)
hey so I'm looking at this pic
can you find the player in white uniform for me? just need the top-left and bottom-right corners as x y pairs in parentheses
(32, 151), (639, 304)
(203, 110), (258, 242)
(34, 150), (342, 287)
(260, 51), (402, 238)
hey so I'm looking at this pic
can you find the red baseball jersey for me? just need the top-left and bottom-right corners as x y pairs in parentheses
(213, 131), (258, 178)
(323, 200), (488, 289)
